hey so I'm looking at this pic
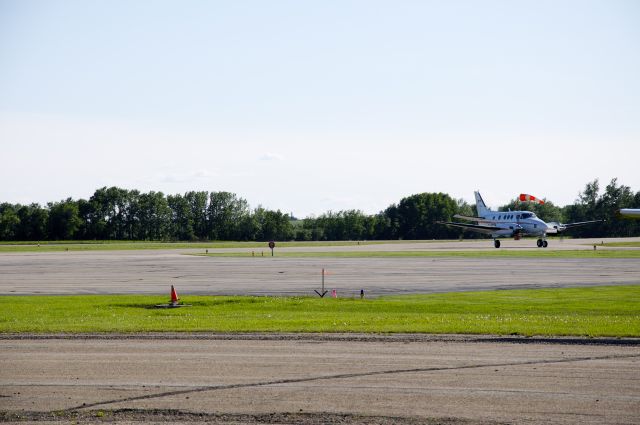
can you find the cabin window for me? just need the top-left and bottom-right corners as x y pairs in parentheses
(516, 214), (521, 219)
(498, 215), (501, 220)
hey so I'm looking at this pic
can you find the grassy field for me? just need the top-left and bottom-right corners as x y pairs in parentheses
(194, 249), (640, 259)
(602, 242), (640, 247)
(2, 286), (638, 336)
(0, 240), (392, 253)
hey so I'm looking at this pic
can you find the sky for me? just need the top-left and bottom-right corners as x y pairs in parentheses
(1, 0), (639, 217)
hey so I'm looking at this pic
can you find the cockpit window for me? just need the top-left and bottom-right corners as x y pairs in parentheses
(520, 213), (535, 219)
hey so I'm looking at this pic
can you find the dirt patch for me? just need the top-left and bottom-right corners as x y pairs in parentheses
(0, 409), (502, 424)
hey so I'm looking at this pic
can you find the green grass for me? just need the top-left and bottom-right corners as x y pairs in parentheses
(0, 240), (392, 253)
(601, 242), (640, 247)
(193, 249), (640, 259)
(1, 286), (638, 337)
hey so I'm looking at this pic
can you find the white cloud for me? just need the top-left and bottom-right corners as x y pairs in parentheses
(259, 153), (285, 161)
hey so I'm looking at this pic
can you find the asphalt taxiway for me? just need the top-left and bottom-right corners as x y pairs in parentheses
(1, 238), (639, 296)
(1, 335), (639, 424)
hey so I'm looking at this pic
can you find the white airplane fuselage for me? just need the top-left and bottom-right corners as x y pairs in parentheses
(475, 211), (549, 239)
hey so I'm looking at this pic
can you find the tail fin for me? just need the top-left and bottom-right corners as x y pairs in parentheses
(474, 191), (490, 218)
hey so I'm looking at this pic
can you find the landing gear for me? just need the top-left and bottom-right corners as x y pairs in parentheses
(536, 239), (548, 248)
(543, 240), (548, 248)
(494, 239), (501, 248)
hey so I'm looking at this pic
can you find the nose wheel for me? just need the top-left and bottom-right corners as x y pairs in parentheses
(537, 239), (548, 248)
(494, 239), (501, 248)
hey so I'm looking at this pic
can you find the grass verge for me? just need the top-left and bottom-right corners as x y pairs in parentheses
(0, 240), (395, 253)
(601, 242), (640, 247)
(193, 250), (640, 259)
(1, 286), (638, 336)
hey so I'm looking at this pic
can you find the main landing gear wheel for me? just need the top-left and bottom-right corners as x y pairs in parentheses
(537, 239), (543, 248)
(494, 240), (501, 248)
(543, 240), (548, 248)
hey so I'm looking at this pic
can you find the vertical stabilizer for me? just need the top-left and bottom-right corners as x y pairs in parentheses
(474, 191), (490, 218)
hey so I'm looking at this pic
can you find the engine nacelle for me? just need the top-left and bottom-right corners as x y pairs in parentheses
(546, 222), (566, 234)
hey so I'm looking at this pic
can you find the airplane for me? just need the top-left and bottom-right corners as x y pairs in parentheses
(439, 191), (602, 248)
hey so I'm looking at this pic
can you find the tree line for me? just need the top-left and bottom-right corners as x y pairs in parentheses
(1, 178), (638, 241)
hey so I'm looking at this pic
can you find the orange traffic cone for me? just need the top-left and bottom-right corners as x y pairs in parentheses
(170, 285), (179, 306)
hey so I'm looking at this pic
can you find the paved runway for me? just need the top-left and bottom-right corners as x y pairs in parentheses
(2, 239), (639, 423)
(1, 335), (639, 424)
(1, 239), (639, 296)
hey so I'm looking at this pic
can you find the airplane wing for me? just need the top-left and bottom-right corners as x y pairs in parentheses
(546, 219), (603, 233)
(620, 209), (640, 218)
(438, 221), (504, 235)
(561, 219), (603, 228)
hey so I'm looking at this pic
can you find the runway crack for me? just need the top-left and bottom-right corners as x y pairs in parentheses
(67, 352), (640, 411)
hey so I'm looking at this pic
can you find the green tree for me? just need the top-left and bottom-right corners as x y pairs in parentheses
(371, 211), (395, 240)
(597, 178), (638, 237)
(254, 208), (294, 241)
(167, 194), (195, 240)
(563, 178), (640, 238)
(76, 198), (96, 239)
(184, 191), (209, 239)
(47, 199), (82, 240)
(236, 213), (260, 241)
(391, 192), (459, 239)
(88, 187), (135, 239)
(301, 216), (325, 241)
(207, 192), (251, 240)
(309, 210), (372, 240)
(16, 203), (48, 240)
(136, 192), (171, 240)
(0, 203), (20, 240)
